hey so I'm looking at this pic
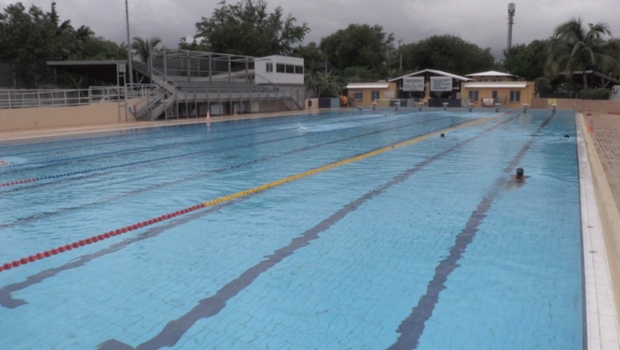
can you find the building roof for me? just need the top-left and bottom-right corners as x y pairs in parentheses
(390, 69), (472, 82)
(463, 82), (528, 89)
(346, 82), (391, 89)
(466, 70), (516, 77)
(47, 60), (132, 84)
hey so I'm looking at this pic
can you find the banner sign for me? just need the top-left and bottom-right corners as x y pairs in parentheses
(403, 77), (425, 92)
(430, 77), (453, 91)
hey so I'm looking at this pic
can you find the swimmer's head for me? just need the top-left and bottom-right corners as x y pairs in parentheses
(564, 134), (570, 138)
(516, 167), (524, 179)
(440, 133), (445, 138)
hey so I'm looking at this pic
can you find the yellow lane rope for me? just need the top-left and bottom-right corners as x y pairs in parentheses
(202, 114), (502, 207)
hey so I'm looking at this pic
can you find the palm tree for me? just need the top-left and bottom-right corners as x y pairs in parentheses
(547, 18), (618, 89)
(316, 72), (345, 98)
(130, 36), (162, 66)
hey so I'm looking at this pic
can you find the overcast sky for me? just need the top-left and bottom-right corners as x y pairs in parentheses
(2, 0), (618, 58)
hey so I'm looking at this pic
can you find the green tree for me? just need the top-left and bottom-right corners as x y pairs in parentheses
(319, 24), (394, 76)
(131, 36), (162, 64)
(0, 2), (114, 87)
(547, 18), (619, 89)
(291, 42), (326, 72)
(534, 77), (552, 95)
(306, 71), (344, 98)
(503, 40), (549, 81)
(401, 35), (496, 76)
(191, 0), (309, 56)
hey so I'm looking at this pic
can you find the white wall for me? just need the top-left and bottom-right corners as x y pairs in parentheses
(255, 55), (304, 85)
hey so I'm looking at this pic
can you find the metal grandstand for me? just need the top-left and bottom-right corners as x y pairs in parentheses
(1, 50), (306, 121)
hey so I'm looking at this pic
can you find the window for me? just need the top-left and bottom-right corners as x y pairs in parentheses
(371, 91), (380, 100)
(492, 91), (498, 101)
(353, 91), (363, 100)
(276, 64), (285, 73)
(266, 62), (273, 73)
(295, 65), (304, 74)
(510, 90), (521, 102)
(468, 90), (479, 101)
(286, 65), (295, 73)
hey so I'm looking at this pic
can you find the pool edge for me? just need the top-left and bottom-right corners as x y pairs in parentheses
(577, 112), (620, 350)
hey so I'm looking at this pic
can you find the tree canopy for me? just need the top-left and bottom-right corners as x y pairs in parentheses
(131, 36), (162, 64)
(547, 18), (619, 89)
(503, 40), (549, 81)
(400, 35), (497, 76)
(191, 0), (309, 57)
(0, 2), (125, 87)
(3, 0), (619, 92)
(319, 24), (394, 75)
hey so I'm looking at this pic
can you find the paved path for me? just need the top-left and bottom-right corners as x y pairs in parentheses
(591, 113), (620, 202)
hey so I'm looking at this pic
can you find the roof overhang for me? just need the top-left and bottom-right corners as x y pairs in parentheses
(346, 83), (391, 89)
(466, 70), (516, 77)
(463, 82), (528, 89)
(47, 60), (128, 84)
(390, 69), (472, 82)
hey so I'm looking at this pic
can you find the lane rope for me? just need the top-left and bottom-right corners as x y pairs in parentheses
(0, 114), (503, 273)
(0, 114), (449, 227)
(2, 112), (380, 166)
(0, 113), (435, 188)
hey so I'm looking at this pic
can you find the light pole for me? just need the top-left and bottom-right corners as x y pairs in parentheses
(507, 3), (516, 51)
(125, 0), (133, 86)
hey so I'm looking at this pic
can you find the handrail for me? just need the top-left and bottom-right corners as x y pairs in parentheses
(253, 72), (281, 93)
(0, 85), (154, 110)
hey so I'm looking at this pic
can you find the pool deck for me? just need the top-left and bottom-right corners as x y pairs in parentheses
(581, 111), (620, 350)
(0, 110), (318, 142)
(1, 108), (620, 347)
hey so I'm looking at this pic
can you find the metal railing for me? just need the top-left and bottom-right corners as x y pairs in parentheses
(0, 85), (156, 110)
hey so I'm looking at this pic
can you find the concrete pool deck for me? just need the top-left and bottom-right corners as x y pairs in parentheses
(1, 108), (620, 347)
(580, 111), (620, 349)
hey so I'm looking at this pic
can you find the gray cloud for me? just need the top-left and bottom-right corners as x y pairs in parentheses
(2, 0), (618, 58)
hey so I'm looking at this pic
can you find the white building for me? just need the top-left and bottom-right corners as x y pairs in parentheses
(254, 55), (304, 86)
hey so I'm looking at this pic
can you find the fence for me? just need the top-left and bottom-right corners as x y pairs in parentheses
(0, 85), (156, 110)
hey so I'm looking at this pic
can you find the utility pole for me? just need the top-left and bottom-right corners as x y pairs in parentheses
(507, 3), (516, 51)
(398, 39), (403, 71)
(125, 0), (133, 86)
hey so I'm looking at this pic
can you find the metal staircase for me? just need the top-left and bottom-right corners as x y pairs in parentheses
(134, 73), (178, 121)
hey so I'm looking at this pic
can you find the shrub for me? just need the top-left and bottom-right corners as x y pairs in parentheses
(580, 88), (611, 100)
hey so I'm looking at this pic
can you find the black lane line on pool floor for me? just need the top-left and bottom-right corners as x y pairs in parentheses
(0, 110), (344, 152)
(98, 114), (520, 350)
(0, 115), (448, 228)
(0, 111), (344, 157)
(0, 200), (241, 309)
(0, 113), (433, 187)
(386, 113), (555, 350)
(0, 116), (464, 306)
(0, 111), (409, 170)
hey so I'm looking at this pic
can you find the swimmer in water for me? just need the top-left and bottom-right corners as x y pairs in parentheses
(506, 167), (530, 190)
(0, 159), (8, 166)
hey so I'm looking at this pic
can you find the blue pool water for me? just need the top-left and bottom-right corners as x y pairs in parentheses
(0, 109), (582, 349)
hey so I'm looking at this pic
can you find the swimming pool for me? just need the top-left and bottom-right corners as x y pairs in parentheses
(0, 110), (585, 349)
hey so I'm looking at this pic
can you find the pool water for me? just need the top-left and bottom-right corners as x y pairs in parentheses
(0, 110), (582, 349)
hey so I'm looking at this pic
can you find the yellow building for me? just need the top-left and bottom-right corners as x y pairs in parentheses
(462, 71), (535, 108)
(345, 81), (399, 108)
